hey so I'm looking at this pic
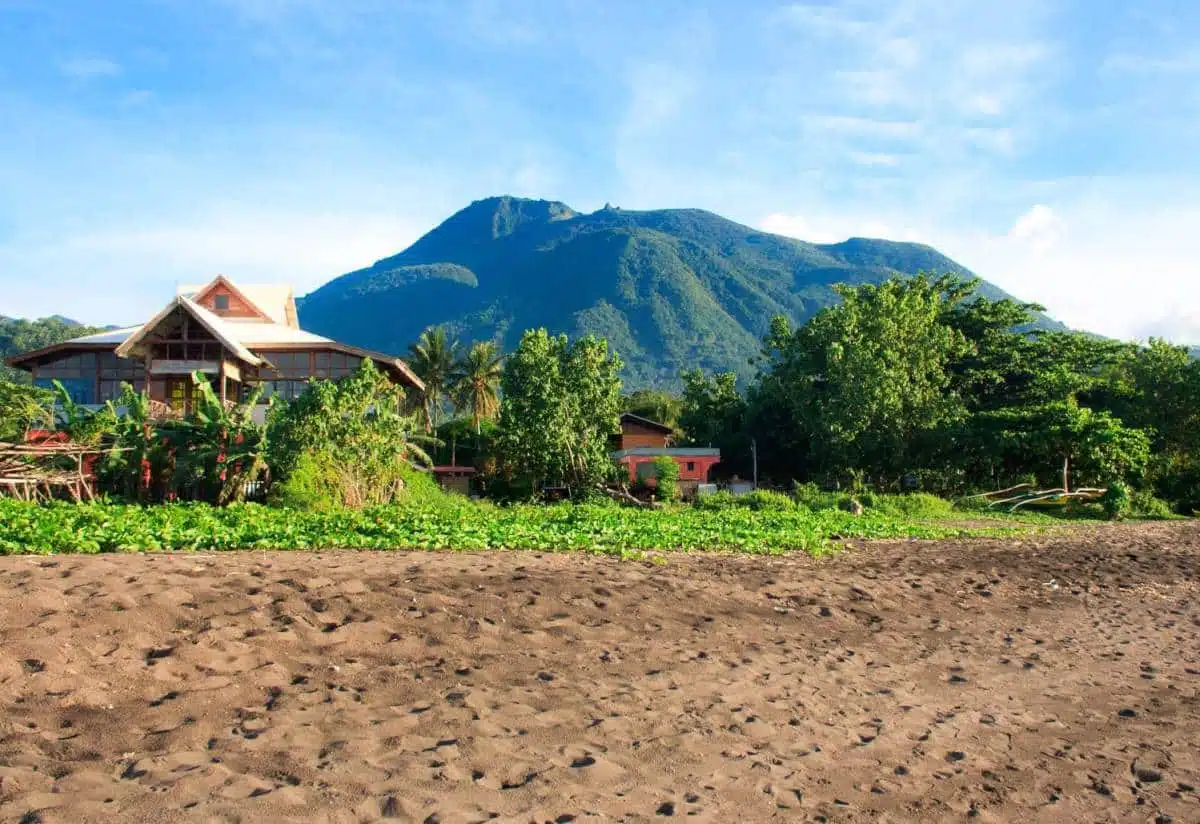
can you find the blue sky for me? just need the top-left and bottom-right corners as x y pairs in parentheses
(1, 0), (1197, 342)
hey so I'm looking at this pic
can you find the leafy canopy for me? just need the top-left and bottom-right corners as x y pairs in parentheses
(496, 329), (623, 493)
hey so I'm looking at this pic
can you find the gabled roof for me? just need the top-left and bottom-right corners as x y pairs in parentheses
(619, 412), (675, 434)
(178, 276), (297, 327)
(115, 296), (265, 366)
(7, 275), (423, 391)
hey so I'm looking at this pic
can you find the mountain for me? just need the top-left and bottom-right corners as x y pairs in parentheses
(299, 196), (1068, 389)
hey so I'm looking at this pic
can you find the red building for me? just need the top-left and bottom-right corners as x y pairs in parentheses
(609, 413), (720, 499)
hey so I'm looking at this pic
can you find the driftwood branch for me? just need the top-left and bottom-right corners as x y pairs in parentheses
(603, 487), (664, 509)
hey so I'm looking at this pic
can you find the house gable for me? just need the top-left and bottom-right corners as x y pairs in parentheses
(188, 275), (274, 322)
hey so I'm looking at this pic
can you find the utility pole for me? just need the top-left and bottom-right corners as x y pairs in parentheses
(751, 438), (758, 489)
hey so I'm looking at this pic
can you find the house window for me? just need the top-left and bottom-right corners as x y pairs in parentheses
(258, 379), (308, 401)
(213, 294), (230, 311)
(686, 462), (695, 472)
(35, 377), (95, 405)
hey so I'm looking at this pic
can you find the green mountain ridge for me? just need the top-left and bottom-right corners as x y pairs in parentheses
(275, 196), (1060, 389)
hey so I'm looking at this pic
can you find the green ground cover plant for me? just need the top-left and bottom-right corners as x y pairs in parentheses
(0, 497), (1040, 557)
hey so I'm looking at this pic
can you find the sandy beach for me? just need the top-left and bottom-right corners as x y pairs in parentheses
(1, 522), (1198, 822)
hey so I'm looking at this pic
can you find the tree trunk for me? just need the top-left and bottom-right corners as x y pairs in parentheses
(1062, 455), (1070, 495)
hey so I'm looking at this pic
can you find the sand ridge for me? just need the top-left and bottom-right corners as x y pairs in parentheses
(0, 522), (1198, 822)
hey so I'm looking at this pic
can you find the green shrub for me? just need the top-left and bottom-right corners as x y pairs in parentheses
(792, 481), (840, 510)
(1129, 490), (1175, 520)
(869, 493), (956, 519)
(266, 362), (435, 508)
(651, 455), (680, 502)
(740, 489), (795, 511)
(694, 490), (738, 510)
(397, 464), (446, 502)
(1101, 481), (1130, 520)
(271, 451), (341, 512)
(272, 451), (449, 511)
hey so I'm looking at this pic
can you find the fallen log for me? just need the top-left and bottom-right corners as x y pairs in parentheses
(603, 487), (664, 510)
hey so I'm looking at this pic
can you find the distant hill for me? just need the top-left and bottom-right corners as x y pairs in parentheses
(0, 315), (101, 383)
(299, 197), (1068, 389)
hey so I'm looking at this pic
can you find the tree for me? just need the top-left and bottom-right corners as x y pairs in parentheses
(496, 329), (623, 494)
(678, 370), (750, 477)
(407, 327), (460, 431)
(978, 400), (1149, 491)
(750, 274), (971, 484)
(622, 389), (683, 433)
(450, 341), (503, 434)
(1113, 339), (1200, 510)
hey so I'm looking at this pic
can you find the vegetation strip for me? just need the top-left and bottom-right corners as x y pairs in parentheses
(0, 496), (1040, 556)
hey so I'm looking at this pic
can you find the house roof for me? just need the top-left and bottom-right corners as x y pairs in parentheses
(115, 296), (265, 367)
(178, 276), (296, 327)
(6, 276), (424, 391)
(610, 447), (721, 459)
(619, 412), (675, 434)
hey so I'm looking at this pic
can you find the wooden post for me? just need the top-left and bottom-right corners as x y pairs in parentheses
(1062, 455), (1070, 495)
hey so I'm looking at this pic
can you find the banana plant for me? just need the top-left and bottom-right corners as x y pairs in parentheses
(165, 373), (270, 505)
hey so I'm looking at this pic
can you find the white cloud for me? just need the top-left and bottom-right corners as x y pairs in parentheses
(1137, 308), (1200, 344)
(933, 191), (1200, 342)
(59, 57), (120, 79)
(759, 188), (1200, 346)
(760, 212), (927, 246)
(1006, 204), (1062, 252)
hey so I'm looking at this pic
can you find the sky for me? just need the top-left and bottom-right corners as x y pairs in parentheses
(0, 0), (1198, 342)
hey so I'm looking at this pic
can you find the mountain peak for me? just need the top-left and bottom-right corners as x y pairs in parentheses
(456, 195), (576, 237)
(301, 197), (1064, 389)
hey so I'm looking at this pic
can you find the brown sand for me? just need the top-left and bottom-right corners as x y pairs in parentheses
(1, 522), (1198, 823)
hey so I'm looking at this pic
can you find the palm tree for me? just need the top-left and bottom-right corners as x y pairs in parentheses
(451, 341), (504, 434)
(407, 327), (459, 431)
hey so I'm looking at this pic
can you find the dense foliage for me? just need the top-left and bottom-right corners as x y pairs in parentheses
(495, 329), (623, 493)
(0, 381), (54, 441)
(663, 275), (1198, 512)
(298, 196), (1062, 390)
(0, 496), (1039, 557)
(621, 388), (683, 436)
(650, 454), (680, 502)
(266, 360), (434, 508)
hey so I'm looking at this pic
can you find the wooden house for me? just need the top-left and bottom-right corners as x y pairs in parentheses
(610, 413), (720, 499)
(5, 275), (423, 415)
